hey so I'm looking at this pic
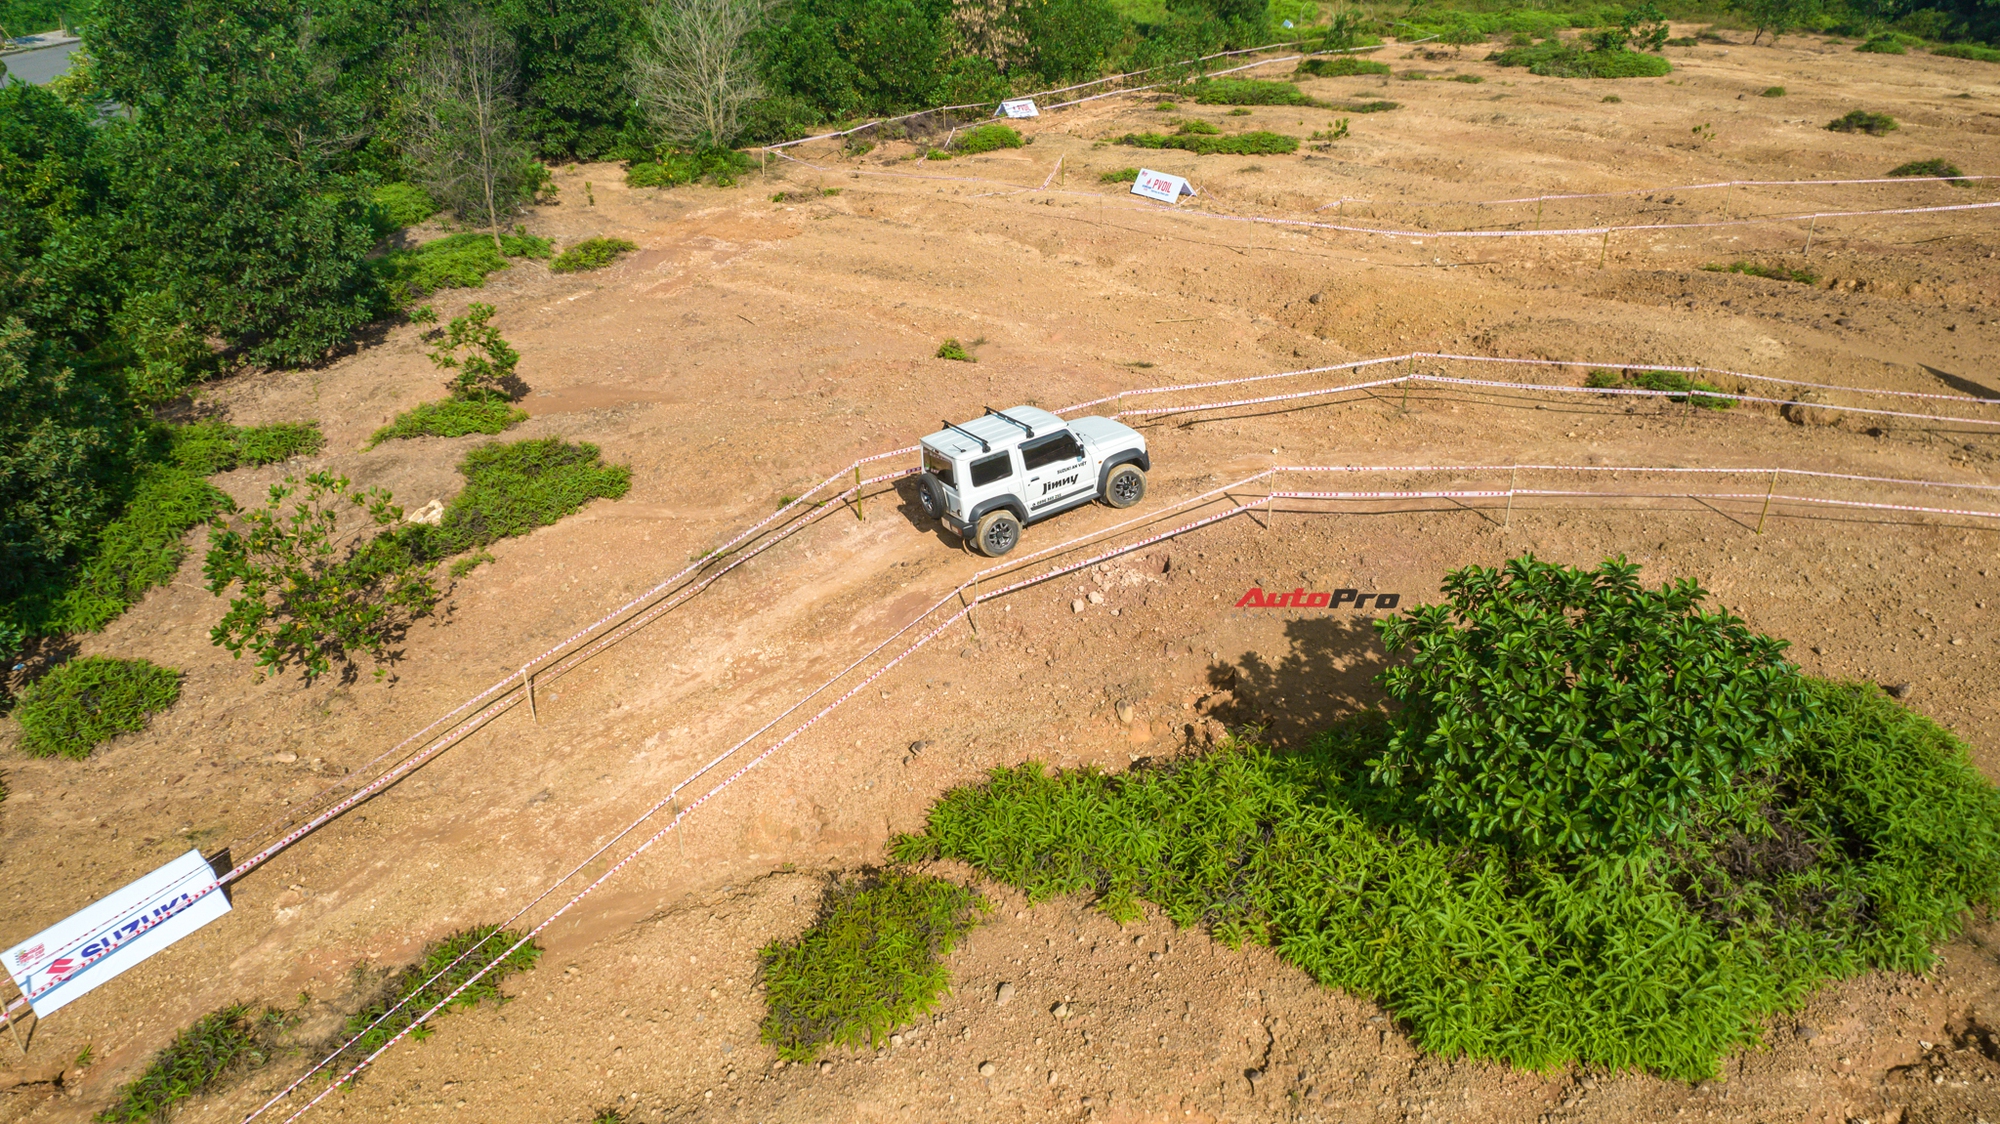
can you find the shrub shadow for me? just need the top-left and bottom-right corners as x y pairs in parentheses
(1201, 614), (1392, 747)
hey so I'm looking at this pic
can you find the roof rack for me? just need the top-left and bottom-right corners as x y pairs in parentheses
(942, 419), (990, 453)
(983, 407), (1035, 438)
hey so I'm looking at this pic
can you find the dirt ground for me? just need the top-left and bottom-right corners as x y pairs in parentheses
(6, 26), (2000, 1124)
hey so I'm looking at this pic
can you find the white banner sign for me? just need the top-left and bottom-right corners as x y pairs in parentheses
(997, 98), (1039, 118)
(6, 850), (231, 1017)
(1131, 168), (1196, 205)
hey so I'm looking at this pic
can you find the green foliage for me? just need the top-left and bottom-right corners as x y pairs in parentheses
(1889, 158), (1968, 182)
(203, 472), (441, 682)
(1117, 129), (1300, 154)
(169, 420), (324, 475)
(549, 237), (639, 273)
(371, 183), (440, 231)
(1702, 260), (1820, 285)
(1451, 72), (1486, 82)
(1296, 55), (1391, 76)
(427, 303), (523, 403)
(376, 232), (555, 305)
(759, 871), (986, 1061)
(1731, 0), (1822, 43)
(935, 338), (975, 361)
(1585, 367), (1735, 408)
(405, 436), (632, 559)
(19, 467), (230, 637)
(1330, 99), (1400, 112)
(96, 1003), (285, 1124)
(1761, 85), (1787, 95)
(1193, 78), (1317, 105)
(15, 656), (180, 759)
(626, 146), (755, 188)
(1310, 120), (1350, 141)
(1174, 118), (1221, 134)
(328, 927), (541, 1077)
(366, 399), (529, 447)
(1827, 109), (1898, 133)
(1856, 33), (1910, 52)
(1492, 40), (1674, 77)
(493, 0), (642, 161)
(952, 124), (1024, 154)
(1014, 0), (1126, 84)
(1100, 167), (1141, 182)
(1931, 42), (2000, 62)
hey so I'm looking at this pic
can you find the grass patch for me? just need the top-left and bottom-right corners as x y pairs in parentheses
(375, 232), (555, 301)
(1761, 85), (1786, 96)
(925, 149), (952, 161)
(97, 1004), (288, 1124)
(1932, 42), (2000, 62)
(1855, 34), (1909, 53)
(549, 237), (639, 273)
(1889, 158), (1969, 183)
(1703, 260), (1820, 285)
(1099, 167), (1140, 182)
(1117, 130), (1300, 155)
(935, 338), (975, 362)
(404, 437), (632, 560)
(1827, 110), (1897, 135)
(367, 398), (528, 447)
(327, 926), (541, 1077)
(170, 419), (324, 475)
(1227, 107), (1252, 116)
(626, 146), (753, 188)
(1296, 56), (1390, 77)
(1173, 119), (1220, 134)
(1154, 101), (1178, 110)
(1397, 70), (1430, 80)
(1491, 42), (1673, 78)
(1451, 72), (1486, 82)
(894, 556), (2000, 1080)
(1586, 366), (1736, 407)
(370, 183), (439, 231)
(1330, 99), (1400, 113)
(15, 656), (180, 759)
(1602, 93), (1622, 102)
(15, 467), (230, 637)
(1192, 78), (1317, 106)
(952, 124), (1024, 154)
(759, 870), (986, 1061)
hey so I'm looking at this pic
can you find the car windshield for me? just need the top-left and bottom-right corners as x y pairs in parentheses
(923, 447), (956, 488)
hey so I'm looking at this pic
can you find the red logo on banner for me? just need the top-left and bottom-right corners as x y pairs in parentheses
(1233, 587), (1401, 610)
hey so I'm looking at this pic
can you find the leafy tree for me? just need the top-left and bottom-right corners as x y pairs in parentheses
(426, 302), (525, 401)
(494, 0), (641, 160)
(1731, 0), (1825, 44)
(1013, 0), (1122, 84)
(759, 0), (956, 119)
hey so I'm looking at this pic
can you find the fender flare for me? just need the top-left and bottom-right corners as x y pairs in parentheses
(967, 494), (1028, 527)
(1095, 450), (1151, 497)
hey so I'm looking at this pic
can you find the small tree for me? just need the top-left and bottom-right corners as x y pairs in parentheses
(1592, 1), (1670, 51)
(628, 0), (770, 148)
(427, 302), (524, 401)
(204, 473), (439, 682)
(1731, 0), (1824, 44)
(404, 7), (535, 252)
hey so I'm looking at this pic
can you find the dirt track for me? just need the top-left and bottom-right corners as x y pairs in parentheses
(5, 27), (2000, 1124)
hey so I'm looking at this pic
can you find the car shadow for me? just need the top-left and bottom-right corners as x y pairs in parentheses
(1200, 614), (1393, 747)
(890, 476), (964, 551)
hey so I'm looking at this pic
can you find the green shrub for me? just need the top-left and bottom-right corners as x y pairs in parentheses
(759, 871), (985, 1061)
(1856, 34), (1908, 53)
(170, 420), (323, 475)
(952, 124), (1024, 154)
(1174, 119), (1221, 135)
(1116, 130), (1300, 155)
(1492, 41), (1673, 77)
(897, 555), (2000, 1080)
(935, 338), (974, 361)
(1602, 93), (1623, 102)
(1702, 260), (1819, 285)
(1296, 56), (1391, 77)
(1099, 167), (1140, 182)
(1889, 158), (1968, 182)
(1761, 85), (1787, 96)
(1827, 110), (1897, 134)
(1193, 78), (1318, 106)
(97, 1004), (287, 1123)
(367, 399), (528, 447)
(23, 469), (232, 636)
(327, 927), (541, 1078)
(1665, 35), (1698, 45)
(412, 437), (632, 558)
(371, 183), (440, 231)
(16, 656), (181, 759)
(1311, 120), (1351, 141)
(375, 232), (554, 302)
(925, 149), (952, 161)
(1397, 70), (1430, 80)
(626, 146), (754, 188)
(550, 237), (639, 273)
(1586, 367), (1736, 407)
(1451, 73), (1485, 82)
(1331, 99), (1400, 113)
(1931, 42), (2000, 62)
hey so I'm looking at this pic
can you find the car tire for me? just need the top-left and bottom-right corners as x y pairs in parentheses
(974, 510), (1021, 557)
(917, 473), (947, 521)
(1103, 464), (1147, 509)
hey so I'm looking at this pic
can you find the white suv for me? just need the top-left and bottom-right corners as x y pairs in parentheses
(915, 406), (1150, 556)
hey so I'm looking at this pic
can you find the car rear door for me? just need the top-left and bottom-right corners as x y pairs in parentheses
(1020, 430), (1091, 517)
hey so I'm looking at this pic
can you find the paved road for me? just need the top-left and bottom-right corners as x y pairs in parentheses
(2, 39), (78, 85)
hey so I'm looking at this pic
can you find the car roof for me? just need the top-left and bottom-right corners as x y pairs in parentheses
(921, 406), (1069, 458)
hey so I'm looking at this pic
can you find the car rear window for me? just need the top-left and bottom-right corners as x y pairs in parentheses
(1020, 431), (1082, 471)
(923, 448), (955, 488)
(970, 452), (1012, 488)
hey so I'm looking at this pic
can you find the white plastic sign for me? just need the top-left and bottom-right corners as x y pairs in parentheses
(6, 850), (231, 1017)
(997, 98), (1039, 118)
(1131, 169), (1195, 204)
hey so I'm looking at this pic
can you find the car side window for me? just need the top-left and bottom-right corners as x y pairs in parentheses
(1020, 431), (1082, 471)
(969, 452), (1012, 488)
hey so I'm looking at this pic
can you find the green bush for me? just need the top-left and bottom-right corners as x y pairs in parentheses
(1296, 56), (1391, 77)
(626, 146), (754, 188)
(1827, 110), (1897, 134)
(935, 338), (975, 362)
(23, 469), (232, 636)
(367, 399), (528, 446)
(327, 927), (541, 1078)
(15, 656), (181, 759)
(413, 437), (633, 558)
(375, 232), (554, 302)
(1586, 367), (1735, 408)
(1931, 42), (2000, 62)
(1117, 130), (1300, 155)
(952, 124), (1024, 154)
(1492, 41), (1673, 77)
(1193, 78), (1318, 106)
(170, 420), (324, 475)
(98, 1004), (286, 1123)
(1099, 167), (1141, 182)
(371, 183), (440, 231)
(1889, 158), (1968, 182)
(759, 871), (985, 1061)
(1330, 99), (1400, 113)
(1451, 72), (1486, 82)
(1702, 260), (1820, 285)
(1174, 119), (1221, 135)
(897, 555), (2000, 1080)
(550, 237), (639, 273)
(1856, 34), (1909, 53)
(1761, 85), (1787, 96)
